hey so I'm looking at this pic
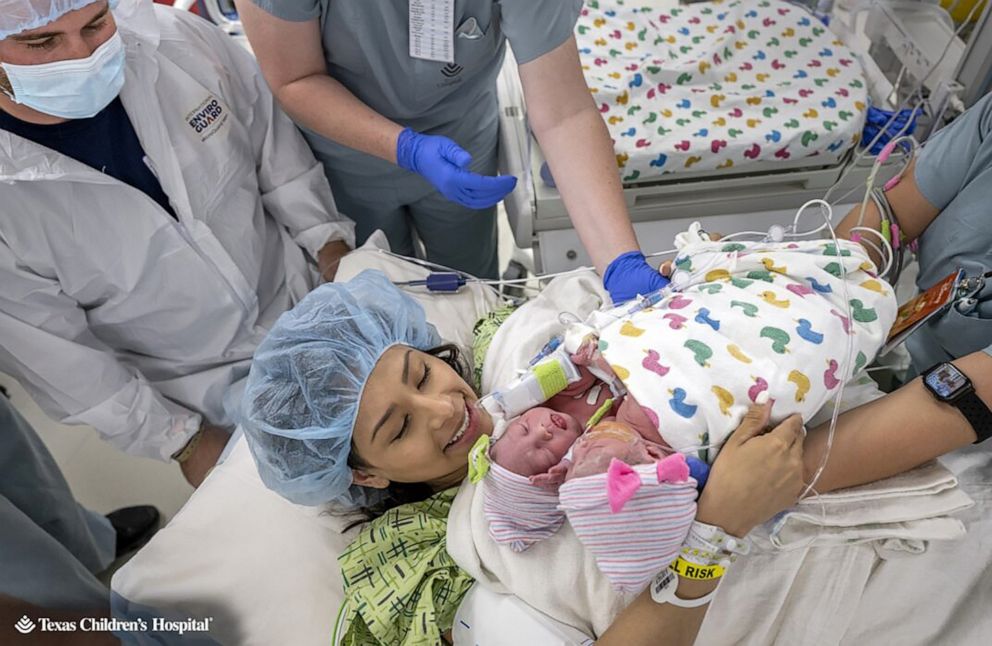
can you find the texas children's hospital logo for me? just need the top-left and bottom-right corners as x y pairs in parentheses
(13, 614), (213, 637)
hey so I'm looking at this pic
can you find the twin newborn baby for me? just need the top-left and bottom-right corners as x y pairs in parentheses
(477, 335), (710, 594)
(474, 234), (898, 593)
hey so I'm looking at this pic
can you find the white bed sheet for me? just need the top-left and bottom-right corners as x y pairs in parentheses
(112, 245), (992, 645)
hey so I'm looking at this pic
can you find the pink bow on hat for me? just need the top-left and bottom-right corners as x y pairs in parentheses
(606, 454), (690, 513)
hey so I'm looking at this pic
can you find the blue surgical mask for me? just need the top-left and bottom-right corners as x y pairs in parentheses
(1, 30), (125, 120)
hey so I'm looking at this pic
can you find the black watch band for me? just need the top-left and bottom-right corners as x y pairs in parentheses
(956, 390), (992, 444)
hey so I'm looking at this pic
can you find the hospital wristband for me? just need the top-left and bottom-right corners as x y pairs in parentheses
(685, 520), (751, 560)
(679, 546), (730, 567)
(171, 428), (203, 464)
(650, 567), (720, 608)
(670, 556), (726, 581)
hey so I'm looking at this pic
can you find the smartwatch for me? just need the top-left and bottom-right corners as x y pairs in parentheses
(921, 362), (992, 444)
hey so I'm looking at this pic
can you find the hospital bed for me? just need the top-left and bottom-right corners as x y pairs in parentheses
(110, 239), (992, 645)
(498, 0), (992, 273)
(184, 0), (992, 276)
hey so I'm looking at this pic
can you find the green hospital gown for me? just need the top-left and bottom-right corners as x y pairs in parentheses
(338, 489), (473, 646)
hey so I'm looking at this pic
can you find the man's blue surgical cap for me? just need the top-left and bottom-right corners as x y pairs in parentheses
(0, 1), (115, 41)
(242, 270), (441, 507)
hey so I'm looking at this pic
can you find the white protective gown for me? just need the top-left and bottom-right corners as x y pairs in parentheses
(0, 0), (354, 460)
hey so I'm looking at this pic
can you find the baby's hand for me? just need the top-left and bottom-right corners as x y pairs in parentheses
(569, 335), (598, 367)
(529, 460), (570, 490)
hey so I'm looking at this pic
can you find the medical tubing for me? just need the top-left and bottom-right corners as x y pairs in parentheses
(848, 225), (894, 278)
(854, 135), (920, 232)
(823, 97), (926, 207)
(800, 200), (855, 501)
(824, 0), (980, 209)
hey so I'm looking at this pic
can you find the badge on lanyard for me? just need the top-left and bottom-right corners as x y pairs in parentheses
(883, 268), (964, 354)
(409, 0), (455, 64)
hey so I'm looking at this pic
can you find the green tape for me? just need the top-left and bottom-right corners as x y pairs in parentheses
(533, 359), (569, 399)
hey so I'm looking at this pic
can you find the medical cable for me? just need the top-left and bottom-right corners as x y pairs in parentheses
(821, 0), (981, 211)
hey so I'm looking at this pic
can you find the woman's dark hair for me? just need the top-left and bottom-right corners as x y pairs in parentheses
(341, 343), (471, 530)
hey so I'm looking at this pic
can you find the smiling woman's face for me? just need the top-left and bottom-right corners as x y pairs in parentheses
(351, 345), (494, 492)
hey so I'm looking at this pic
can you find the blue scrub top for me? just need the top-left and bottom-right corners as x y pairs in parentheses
(906, 92), (992, 369)
(250, 0), (581, 196)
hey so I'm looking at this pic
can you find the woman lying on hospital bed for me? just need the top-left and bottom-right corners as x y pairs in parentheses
(241, 250), (991, 644)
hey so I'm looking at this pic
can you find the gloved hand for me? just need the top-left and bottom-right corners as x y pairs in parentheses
(602, 250), (670, 305)
(396, 128), (517, 209)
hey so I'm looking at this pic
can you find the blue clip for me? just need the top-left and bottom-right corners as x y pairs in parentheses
(397, 272), (467, 292)
(529, 335), (563, 366)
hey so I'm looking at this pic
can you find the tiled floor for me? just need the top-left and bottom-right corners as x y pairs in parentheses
(1, 208), (526, 527)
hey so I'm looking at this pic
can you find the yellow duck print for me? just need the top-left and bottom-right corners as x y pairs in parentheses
(727, 344), (752, 364)
(620, 321), (645, 337)
(611, 364), (630, 381)
(712, 386), (734, 416)
(759, 291), (791, 308)
(760, 258), (787, 274)
(859, 279), (888, 295)
(788, 370), (811, 402)
(705, 269), (732, 282)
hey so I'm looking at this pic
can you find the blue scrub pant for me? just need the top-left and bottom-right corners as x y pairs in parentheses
(0, 395), (115, 610)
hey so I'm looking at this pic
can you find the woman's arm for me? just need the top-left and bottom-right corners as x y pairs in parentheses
(598, 404), (806, 645)
(837, 94), (992, 267)
(234, 0), (403, 163)
(517, 36), (640, 274)
(802, 350), (990, 494)
(834, 158), (940, 268)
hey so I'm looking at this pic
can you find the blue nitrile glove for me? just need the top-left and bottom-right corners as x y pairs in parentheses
(396, 128), (517, 209)
(685, 456), (710, 491)
(602, 250), (670, 305)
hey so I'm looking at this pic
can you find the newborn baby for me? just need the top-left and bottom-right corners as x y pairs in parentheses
(480, 418), (701, 593)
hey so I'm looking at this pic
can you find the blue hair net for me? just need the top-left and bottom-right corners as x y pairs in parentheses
(0, 0), (117, 40)
(242, 270), (442, 507)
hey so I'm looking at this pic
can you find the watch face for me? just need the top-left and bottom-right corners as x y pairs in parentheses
(925, 364), (969, 399)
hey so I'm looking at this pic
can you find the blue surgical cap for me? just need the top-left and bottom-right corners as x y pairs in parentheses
(242, 270), (442, 507)
(0, 1), (117, 41)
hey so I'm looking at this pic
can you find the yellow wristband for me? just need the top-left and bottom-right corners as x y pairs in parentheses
(670, 556), (726, 581)
(171, 429), (203, 464)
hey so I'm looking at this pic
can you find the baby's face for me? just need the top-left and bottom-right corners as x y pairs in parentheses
(490, 407), (582, 476)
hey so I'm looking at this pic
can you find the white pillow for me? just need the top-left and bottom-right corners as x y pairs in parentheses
(112, 239), (504, 645)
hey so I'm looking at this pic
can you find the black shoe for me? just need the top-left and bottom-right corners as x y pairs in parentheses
(107, 505), (160, 558)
